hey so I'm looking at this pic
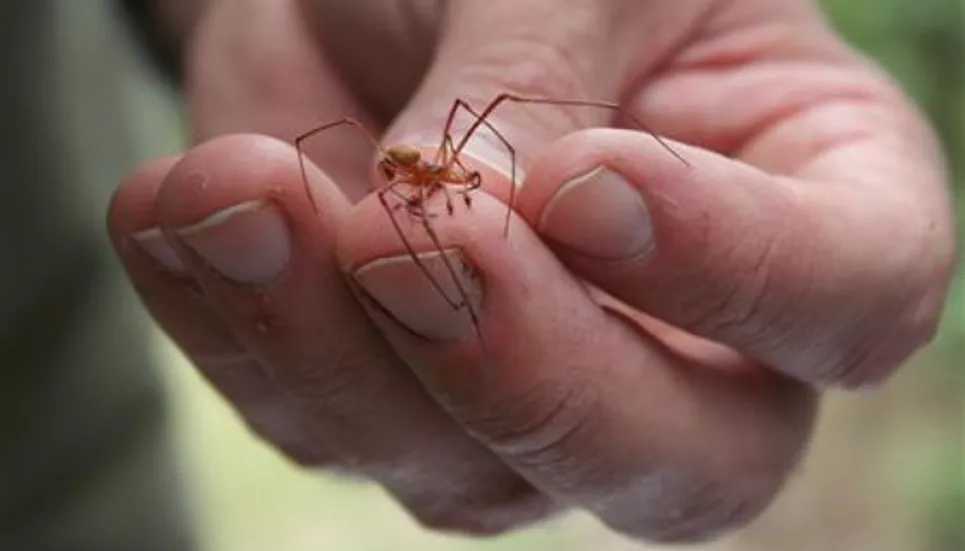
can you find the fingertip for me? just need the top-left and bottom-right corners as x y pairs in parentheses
(514, 128), (699, 228)
(107, 154), (182, 239)
(152, 133), (332, 228)
(108, 154), (187, 278)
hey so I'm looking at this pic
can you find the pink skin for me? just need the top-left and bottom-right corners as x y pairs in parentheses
(108, 0), (956, 542)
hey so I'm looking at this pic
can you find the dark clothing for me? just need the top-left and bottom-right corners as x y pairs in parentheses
(0, 2), (193, 549)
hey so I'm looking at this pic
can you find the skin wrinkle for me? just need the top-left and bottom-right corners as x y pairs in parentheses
(660, 199), (743, 329)
(752, 224), (818, 361)
(458, 377), (599, 467)
(744, 93), (901, 175)
(673, 0), (849, 71)
(674, 21), (815, 69)
(661, 171), (824, 374)
(714, 220), (783, 342)
(738, 77), (884, 165)
(443, 39), (600, 133)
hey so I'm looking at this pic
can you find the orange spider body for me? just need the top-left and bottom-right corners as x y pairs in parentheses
(379, 144), (482, 216)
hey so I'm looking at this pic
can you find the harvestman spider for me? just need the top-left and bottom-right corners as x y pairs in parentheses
(294, 93), (687, 336)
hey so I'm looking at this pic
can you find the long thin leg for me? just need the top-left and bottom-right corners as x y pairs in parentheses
(376, 181), (466, 311)
(437, 98), (510, 165)
(437, 180), (456, 216)
(414, 185), (481, 335)
(452, 93), (689, 166)
(294, 117), (386, 213)
(439, 100), (518, 238)
(460, 171), (483, 208)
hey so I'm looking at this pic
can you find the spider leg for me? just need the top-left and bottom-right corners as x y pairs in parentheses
(461, 171), (483, 209)
(442, 100), (517, 237)
(452, 93), (688, 166)
(415, 184), (481, 336)
(377, 181), (466, 311)
(437, 182), (457, 216)
(385, 183), (415, 212)
(447, 94), (691, 237)
(294, 117), (386, 213)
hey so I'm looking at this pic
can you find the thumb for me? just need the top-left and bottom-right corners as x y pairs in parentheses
(516, 128), (949, 389)
(382, 0), (676, 180)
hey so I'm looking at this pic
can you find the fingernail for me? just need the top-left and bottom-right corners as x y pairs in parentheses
(172, 199), (291, 285)
(538, 166), (653, 260)
(132, 227), (188, 274)
(352, 248), (483, 341)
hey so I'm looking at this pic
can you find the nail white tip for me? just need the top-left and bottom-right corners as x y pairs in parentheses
(174, 199), (267, 236)
(132, 227), (188, 273)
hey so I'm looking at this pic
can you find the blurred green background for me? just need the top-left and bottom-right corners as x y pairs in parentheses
(139, 2), (964, 551)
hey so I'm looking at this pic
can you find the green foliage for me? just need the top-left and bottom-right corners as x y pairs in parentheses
(822, 3), (964, 550)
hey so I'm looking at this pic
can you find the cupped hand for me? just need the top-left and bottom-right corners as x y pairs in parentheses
(107, 0), (957, 542)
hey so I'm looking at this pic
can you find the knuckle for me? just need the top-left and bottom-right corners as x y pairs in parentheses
(681, 226), (787, 344)
(459, 382), (600, 466)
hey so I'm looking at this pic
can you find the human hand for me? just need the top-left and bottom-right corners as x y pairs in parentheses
(107, 0), (957, 542)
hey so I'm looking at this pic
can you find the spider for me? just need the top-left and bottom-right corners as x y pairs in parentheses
(294, 93), (687, 338)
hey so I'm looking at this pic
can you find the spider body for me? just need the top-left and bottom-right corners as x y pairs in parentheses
(380, 144), (482, 217)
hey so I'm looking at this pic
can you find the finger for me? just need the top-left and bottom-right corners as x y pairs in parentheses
(515, 128), (952, 388)
(382, 0), (700, 181)
(186, 0), (378, 201)
(151, 134), (553, 535)
(299, 0), (444, 120)
(337, 185), (817, 543)
(107, 155), (330, 465)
